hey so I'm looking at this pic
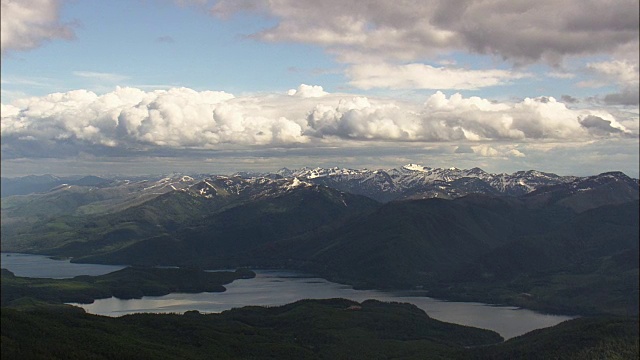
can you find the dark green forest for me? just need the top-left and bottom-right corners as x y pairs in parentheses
(2, 299), (637, 360)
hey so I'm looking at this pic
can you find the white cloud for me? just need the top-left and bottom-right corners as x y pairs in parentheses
(472, 145), (499, 157)
(347, 63), (529, 90)
(307, 91), (636, 142)
(287, 84), (328, 98)
(0, 86), (314, 150)
(0, 103), (20, 118)
(306, 97), (430, 140)
(1, 0), (75, 55)
(471, 145), (526, 158)
(1, 87), (636, 160)
(508, 149), (526, 158)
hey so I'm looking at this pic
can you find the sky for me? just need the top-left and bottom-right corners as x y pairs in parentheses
(1, 0), (638, 177)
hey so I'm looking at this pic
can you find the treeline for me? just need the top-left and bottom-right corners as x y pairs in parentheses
(1, 299), (637, 360)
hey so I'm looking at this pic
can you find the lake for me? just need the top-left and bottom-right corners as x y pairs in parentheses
(1, 252), (126, 278)
(1, 253), (574, 340)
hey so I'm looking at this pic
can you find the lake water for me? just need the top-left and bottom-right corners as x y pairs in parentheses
(1, 252), (126, 278)
(1, 253), (574, 340)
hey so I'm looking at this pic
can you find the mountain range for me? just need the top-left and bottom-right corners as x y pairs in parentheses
(1, 164), (638, 316)
(272, 164), (581, 202)
(0, 164), (581, 200)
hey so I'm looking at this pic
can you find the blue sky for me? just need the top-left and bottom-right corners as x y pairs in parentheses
(1, 0), (638, 177)
(2, 0), (341, 97)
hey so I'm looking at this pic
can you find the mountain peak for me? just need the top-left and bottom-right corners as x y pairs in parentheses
(595, 171), (632, 180)
(284, 177), (313, 191)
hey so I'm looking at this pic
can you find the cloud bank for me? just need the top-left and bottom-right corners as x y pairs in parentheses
(2, 86), (636, 160)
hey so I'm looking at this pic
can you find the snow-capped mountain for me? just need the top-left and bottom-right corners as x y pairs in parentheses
(3, 165), (637, 208)
(236, 164), (581, 202)
(184, 175), (316, 201)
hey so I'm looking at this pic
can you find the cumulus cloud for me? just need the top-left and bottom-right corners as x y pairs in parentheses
(211, 0), (639, 65)
(346, 63), (529, 90)
(305, 97), (436, 140)
(287, 84), (328, 98)
(1, 87), (636, 159)
(1, 0), (76, 55)
(1, 87), (305, 154)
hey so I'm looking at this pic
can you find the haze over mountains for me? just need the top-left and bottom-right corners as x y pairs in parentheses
(1, 164), (638, 316)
